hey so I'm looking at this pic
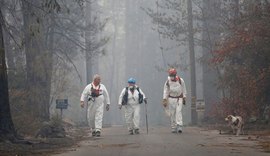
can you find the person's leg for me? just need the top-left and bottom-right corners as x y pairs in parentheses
(169, 98), (177, 133)
(175, 98), (183, 133)
(95, 100), (104, 137)
(125, 105), (134, 134)
(133, 104), (141, 134)
(87, 102), (96, 136)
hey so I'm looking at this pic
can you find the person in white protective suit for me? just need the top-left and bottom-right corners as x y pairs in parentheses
(80, 74), (110, 137)
(162, 68), (187, 133)
(118, 78), (147, 135)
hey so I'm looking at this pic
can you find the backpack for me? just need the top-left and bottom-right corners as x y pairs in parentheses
(121, 87), (144, 105)
(166, 76), (181, 87)
(90, 84), (101, 97)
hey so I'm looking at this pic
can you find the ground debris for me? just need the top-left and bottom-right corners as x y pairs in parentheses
(0, 126), (88, 156)
(258, 141), (270, 153)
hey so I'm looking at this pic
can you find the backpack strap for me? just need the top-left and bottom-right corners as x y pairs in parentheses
(136, 87), (144, 104)
(166, 80), (169, 87)
(121, 87), (129, 105)
(124, 87), (128, 97)
(136, 87), (140, 93)
(176, 76), (181, 85)
(166, 76), (181, 87)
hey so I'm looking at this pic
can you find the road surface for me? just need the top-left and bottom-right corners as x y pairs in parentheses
(52, 126), (269, 156)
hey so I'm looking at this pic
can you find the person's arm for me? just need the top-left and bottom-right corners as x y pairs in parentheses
(139, 88), (146, 99)
(80, 84), (91, 108)
(118, 88), (126, 109)
(162, 80), (169, 107)
(181, 78), (187, 98)
(163, 80), (169, 99)
(118, 88), (126, 105)
(181, 78), (187, 105)
(138, 88), (147, 104)
(102, 84), (110, 105)
(101, 84), (110, 111)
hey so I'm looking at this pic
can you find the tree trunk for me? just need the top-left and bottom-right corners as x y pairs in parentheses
(0, 9), (16, 140)
(22, 1), (50, 121)
(46, 13), (55, 113)
(187, 0), (197, 125)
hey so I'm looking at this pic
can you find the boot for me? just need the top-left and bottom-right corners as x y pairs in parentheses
(129, 129), (134, 135)
(171, 127), (177, 133)
(96, 131), (100, 137)
(134, 129), (140, 134)
(96, 131), (101, 137)
(92, 131), (96, 137)
(177, 125), (182, 133)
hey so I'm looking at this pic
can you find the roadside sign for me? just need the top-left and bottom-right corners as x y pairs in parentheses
(56, 99), (68, 109)
(196, 99), (205, 112)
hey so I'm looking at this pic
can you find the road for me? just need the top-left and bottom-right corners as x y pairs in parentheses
(52, 126), (269, 156)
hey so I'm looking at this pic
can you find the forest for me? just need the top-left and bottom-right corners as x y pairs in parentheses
(0, 0), (269, 143)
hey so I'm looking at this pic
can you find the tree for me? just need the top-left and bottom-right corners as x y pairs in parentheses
(142, 0), (188, 57)
(0, 9), (16, 141)
(211, 1), (270, 120)
(22, 0), (51, 120)
(1, 0), (109, 137)
(2, 0), (109, 122)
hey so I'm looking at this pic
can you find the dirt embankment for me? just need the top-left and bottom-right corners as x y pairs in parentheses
(0, 127), (90, 156)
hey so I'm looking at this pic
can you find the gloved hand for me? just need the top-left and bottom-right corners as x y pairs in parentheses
(144, 98), (147, 104)
(106, 104), (110, 111)
(162, 99), (168, 107)
(118, 105), (122, 110)
(183, 98), (186, 105)
(80, 101), (84, 108)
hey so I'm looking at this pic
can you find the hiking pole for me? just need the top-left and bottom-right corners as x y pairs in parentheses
(144, 98), (148, 134)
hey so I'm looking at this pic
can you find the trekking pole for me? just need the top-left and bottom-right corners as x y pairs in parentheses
(144, 98), (148, 134)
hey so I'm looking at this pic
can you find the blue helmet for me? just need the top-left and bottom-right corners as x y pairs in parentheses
(127, 78), (136, 84)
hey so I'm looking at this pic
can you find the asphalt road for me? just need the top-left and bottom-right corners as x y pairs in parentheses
(52, 125), (269, 156)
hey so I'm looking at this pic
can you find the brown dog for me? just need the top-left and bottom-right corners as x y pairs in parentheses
(225, 115), (244, 136)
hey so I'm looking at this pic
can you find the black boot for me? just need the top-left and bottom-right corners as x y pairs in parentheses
(177, 125), (182, 133)
(134, 129), (140, 134)
(92, 131), (96, 137)
(129, 129), (134, 135)
(96, 131), (101, 137)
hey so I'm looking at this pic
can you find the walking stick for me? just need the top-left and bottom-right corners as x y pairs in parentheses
(144, 98), (148, 134)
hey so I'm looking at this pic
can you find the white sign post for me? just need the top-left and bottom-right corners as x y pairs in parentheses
(196, 99), (205, 125)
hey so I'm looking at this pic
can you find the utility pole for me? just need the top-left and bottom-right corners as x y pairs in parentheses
(84, 2), (92, 125)
(85, 2), (92, 84)
(187, 0), (197, 125)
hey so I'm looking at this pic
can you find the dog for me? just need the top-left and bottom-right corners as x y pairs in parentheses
(225, 115), (244, 136)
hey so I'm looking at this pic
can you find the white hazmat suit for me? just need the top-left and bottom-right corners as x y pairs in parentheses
(118, 85), (146, 134)
(163, 76), (187, 133)
(80, 82), (110, 134)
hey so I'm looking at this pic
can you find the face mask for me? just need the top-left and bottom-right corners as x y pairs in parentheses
(170, 76), (176, 80)
(129, 86), (135, 91)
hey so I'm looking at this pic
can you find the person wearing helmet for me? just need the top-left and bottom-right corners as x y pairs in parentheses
(118, 78), (147, 135)
(80, 74), (110, 137)
(163, 68), (187, 133)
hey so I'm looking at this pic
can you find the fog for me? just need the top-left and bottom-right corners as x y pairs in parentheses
(6, 0), (264, 131)
(52, 0), (216, 127)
